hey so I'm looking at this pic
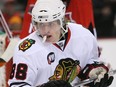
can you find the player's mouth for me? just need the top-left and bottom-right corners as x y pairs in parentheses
(47, 35), (52, 39)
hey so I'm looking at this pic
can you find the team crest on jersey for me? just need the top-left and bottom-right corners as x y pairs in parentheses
(19, 38), (35, 52)
(49, 58), (80, 82)
(47, 52), (55, 65)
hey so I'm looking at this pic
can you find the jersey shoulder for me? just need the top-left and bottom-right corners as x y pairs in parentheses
(67, 22), (95, 38)
(15, 32), (44, 55)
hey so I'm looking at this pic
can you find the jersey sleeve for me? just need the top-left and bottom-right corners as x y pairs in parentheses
(87, 33), (99, 64)
(8, 52), (38, 87)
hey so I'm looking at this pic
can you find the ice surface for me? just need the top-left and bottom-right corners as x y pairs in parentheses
(98, 38), (116, 87)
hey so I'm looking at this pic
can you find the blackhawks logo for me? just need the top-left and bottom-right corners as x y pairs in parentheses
(49, 58), (80, 83)
(19, 38), (35, 52)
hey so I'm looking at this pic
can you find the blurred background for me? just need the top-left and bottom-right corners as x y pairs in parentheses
(0, 0), (116, 87)
(0, 0), (27, 34)
(93, 0), (116, 37)
(0, 0), (116, 38)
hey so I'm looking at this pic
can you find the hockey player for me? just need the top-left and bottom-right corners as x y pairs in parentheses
(8, 0), (113, 87)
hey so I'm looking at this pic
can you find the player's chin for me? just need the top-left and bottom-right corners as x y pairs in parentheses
(46, 38), (57, 43)
(46, 38), (53, 43)
(46, 37), (55, 43)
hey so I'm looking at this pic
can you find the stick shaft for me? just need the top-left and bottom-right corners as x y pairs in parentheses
(0, 9), (13, 40)
(72, 69), (116, 87)
(0, 9), (15, 67)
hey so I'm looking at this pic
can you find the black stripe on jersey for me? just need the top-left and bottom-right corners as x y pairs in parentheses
(10, 82), (31, 87)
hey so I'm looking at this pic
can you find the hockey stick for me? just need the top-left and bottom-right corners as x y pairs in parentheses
(0, 9), (19, 67)
(72, 69), (116, 87)
(0, 9), (13, 40)
(0, 38), (19, 67)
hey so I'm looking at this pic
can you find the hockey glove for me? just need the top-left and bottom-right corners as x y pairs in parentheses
(78, 62), (114, 87)
(39, 80), (72, 87)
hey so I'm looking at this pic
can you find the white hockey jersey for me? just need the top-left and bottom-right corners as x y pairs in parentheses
(8, 23), (99, 87)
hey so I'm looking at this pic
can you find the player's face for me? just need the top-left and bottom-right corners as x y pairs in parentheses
(36, 20), (62, 43)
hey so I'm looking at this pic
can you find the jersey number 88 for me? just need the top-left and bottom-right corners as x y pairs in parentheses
(10, 63), (28, 80)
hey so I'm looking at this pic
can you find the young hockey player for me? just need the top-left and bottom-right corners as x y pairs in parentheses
(8, 0), (113, 87)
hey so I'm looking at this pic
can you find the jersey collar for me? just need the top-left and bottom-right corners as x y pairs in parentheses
(53, 28), (71, 51)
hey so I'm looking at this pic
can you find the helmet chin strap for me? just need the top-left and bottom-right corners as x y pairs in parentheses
(57, 25), (68, 42)
(59, 18), (68, 33)
(58, 18), (68, 42)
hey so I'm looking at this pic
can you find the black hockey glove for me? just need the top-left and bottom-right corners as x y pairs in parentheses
(93, 73), (114, 87)
(78, 62), (114, 87)
(39, 80), (72, 87)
